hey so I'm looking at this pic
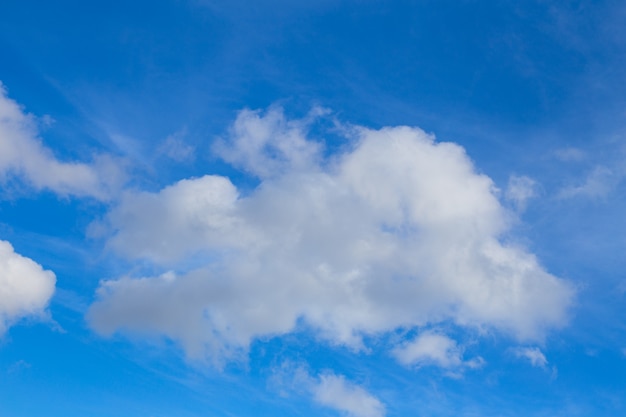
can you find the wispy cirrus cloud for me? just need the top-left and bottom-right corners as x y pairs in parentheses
(0, 83), (124, 200)
(505, 175), (537, 211)
(557, 166), (618, 200)
(554, 147), (585, 162)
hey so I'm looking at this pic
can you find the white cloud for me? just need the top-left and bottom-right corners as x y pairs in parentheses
(392, 331), (483, 371)
(102, 175), (244, 264)
(0, 240), (56, 335)
(513, 346), (548, 367)
(212, 106), (325, 178)
(312, 373), (385, 417)
(273, 364), (385, 417)
(557, 166), (617, 199)
(0, 83), (123, 200)
(88, 107), (574, 361)
(505, 175), (536, 211)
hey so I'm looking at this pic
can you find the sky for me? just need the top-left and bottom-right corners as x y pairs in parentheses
(1, 0), (626, 416)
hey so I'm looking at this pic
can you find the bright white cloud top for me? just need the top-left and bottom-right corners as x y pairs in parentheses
(88, 108), (574, 362)
(0, 240), (56, 335)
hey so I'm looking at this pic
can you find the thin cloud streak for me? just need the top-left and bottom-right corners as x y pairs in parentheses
(0, 83), (125, 200)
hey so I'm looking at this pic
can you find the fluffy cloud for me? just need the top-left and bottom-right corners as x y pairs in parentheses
(274, 364), (385, 417)
(102, 175), (244, 264)
(312, 373), (386, 417)
(392, 331), (483, 371)
(0, 240), (56, 334)
(212, 107), (325, 178)
(88, 107), (574, 361)
(0, 83), (123, 199)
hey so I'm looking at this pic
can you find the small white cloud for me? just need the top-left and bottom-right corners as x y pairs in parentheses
(505, 175), (537, 211)
(0, 240), (56, 335)
(0, 82), (123, 200)
(313, 373), (385, 417)
(273, 364), (385, 417)
(513, 346), (548, 367)
(558, 166), (616, 199)
(392, 331), (483, 372)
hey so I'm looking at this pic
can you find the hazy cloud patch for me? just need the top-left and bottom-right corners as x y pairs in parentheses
(157, 129), (195, 162)
(554, 147), (585, 162)
(505, 175), (537, 211)
(512, 346), (548, 368)
(557, 166), (617, 199)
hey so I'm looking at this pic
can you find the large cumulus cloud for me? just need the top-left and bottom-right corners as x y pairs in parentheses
(88, 107), (574, 361)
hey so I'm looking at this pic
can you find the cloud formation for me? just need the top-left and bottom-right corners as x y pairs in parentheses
(212, 107), (325, 178)
(0, 83), (123, 200)
(513, 346), (548, 368)
(274, 364), (385, 417)
(505, 175), (536, 211)
(312, 373), (386, 417)
(557, 166), (618, 199)
(392, 331), (483, 371)
(88, 107), (574, 361)
(0, 240), (56, 335)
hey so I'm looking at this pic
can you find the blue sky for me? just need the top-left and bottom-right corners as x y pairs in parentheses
(1, 0), (626, 416)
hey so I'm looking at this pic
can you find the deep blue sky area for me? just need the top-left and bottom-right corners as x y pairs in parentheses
(1, 1), (626, 416)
